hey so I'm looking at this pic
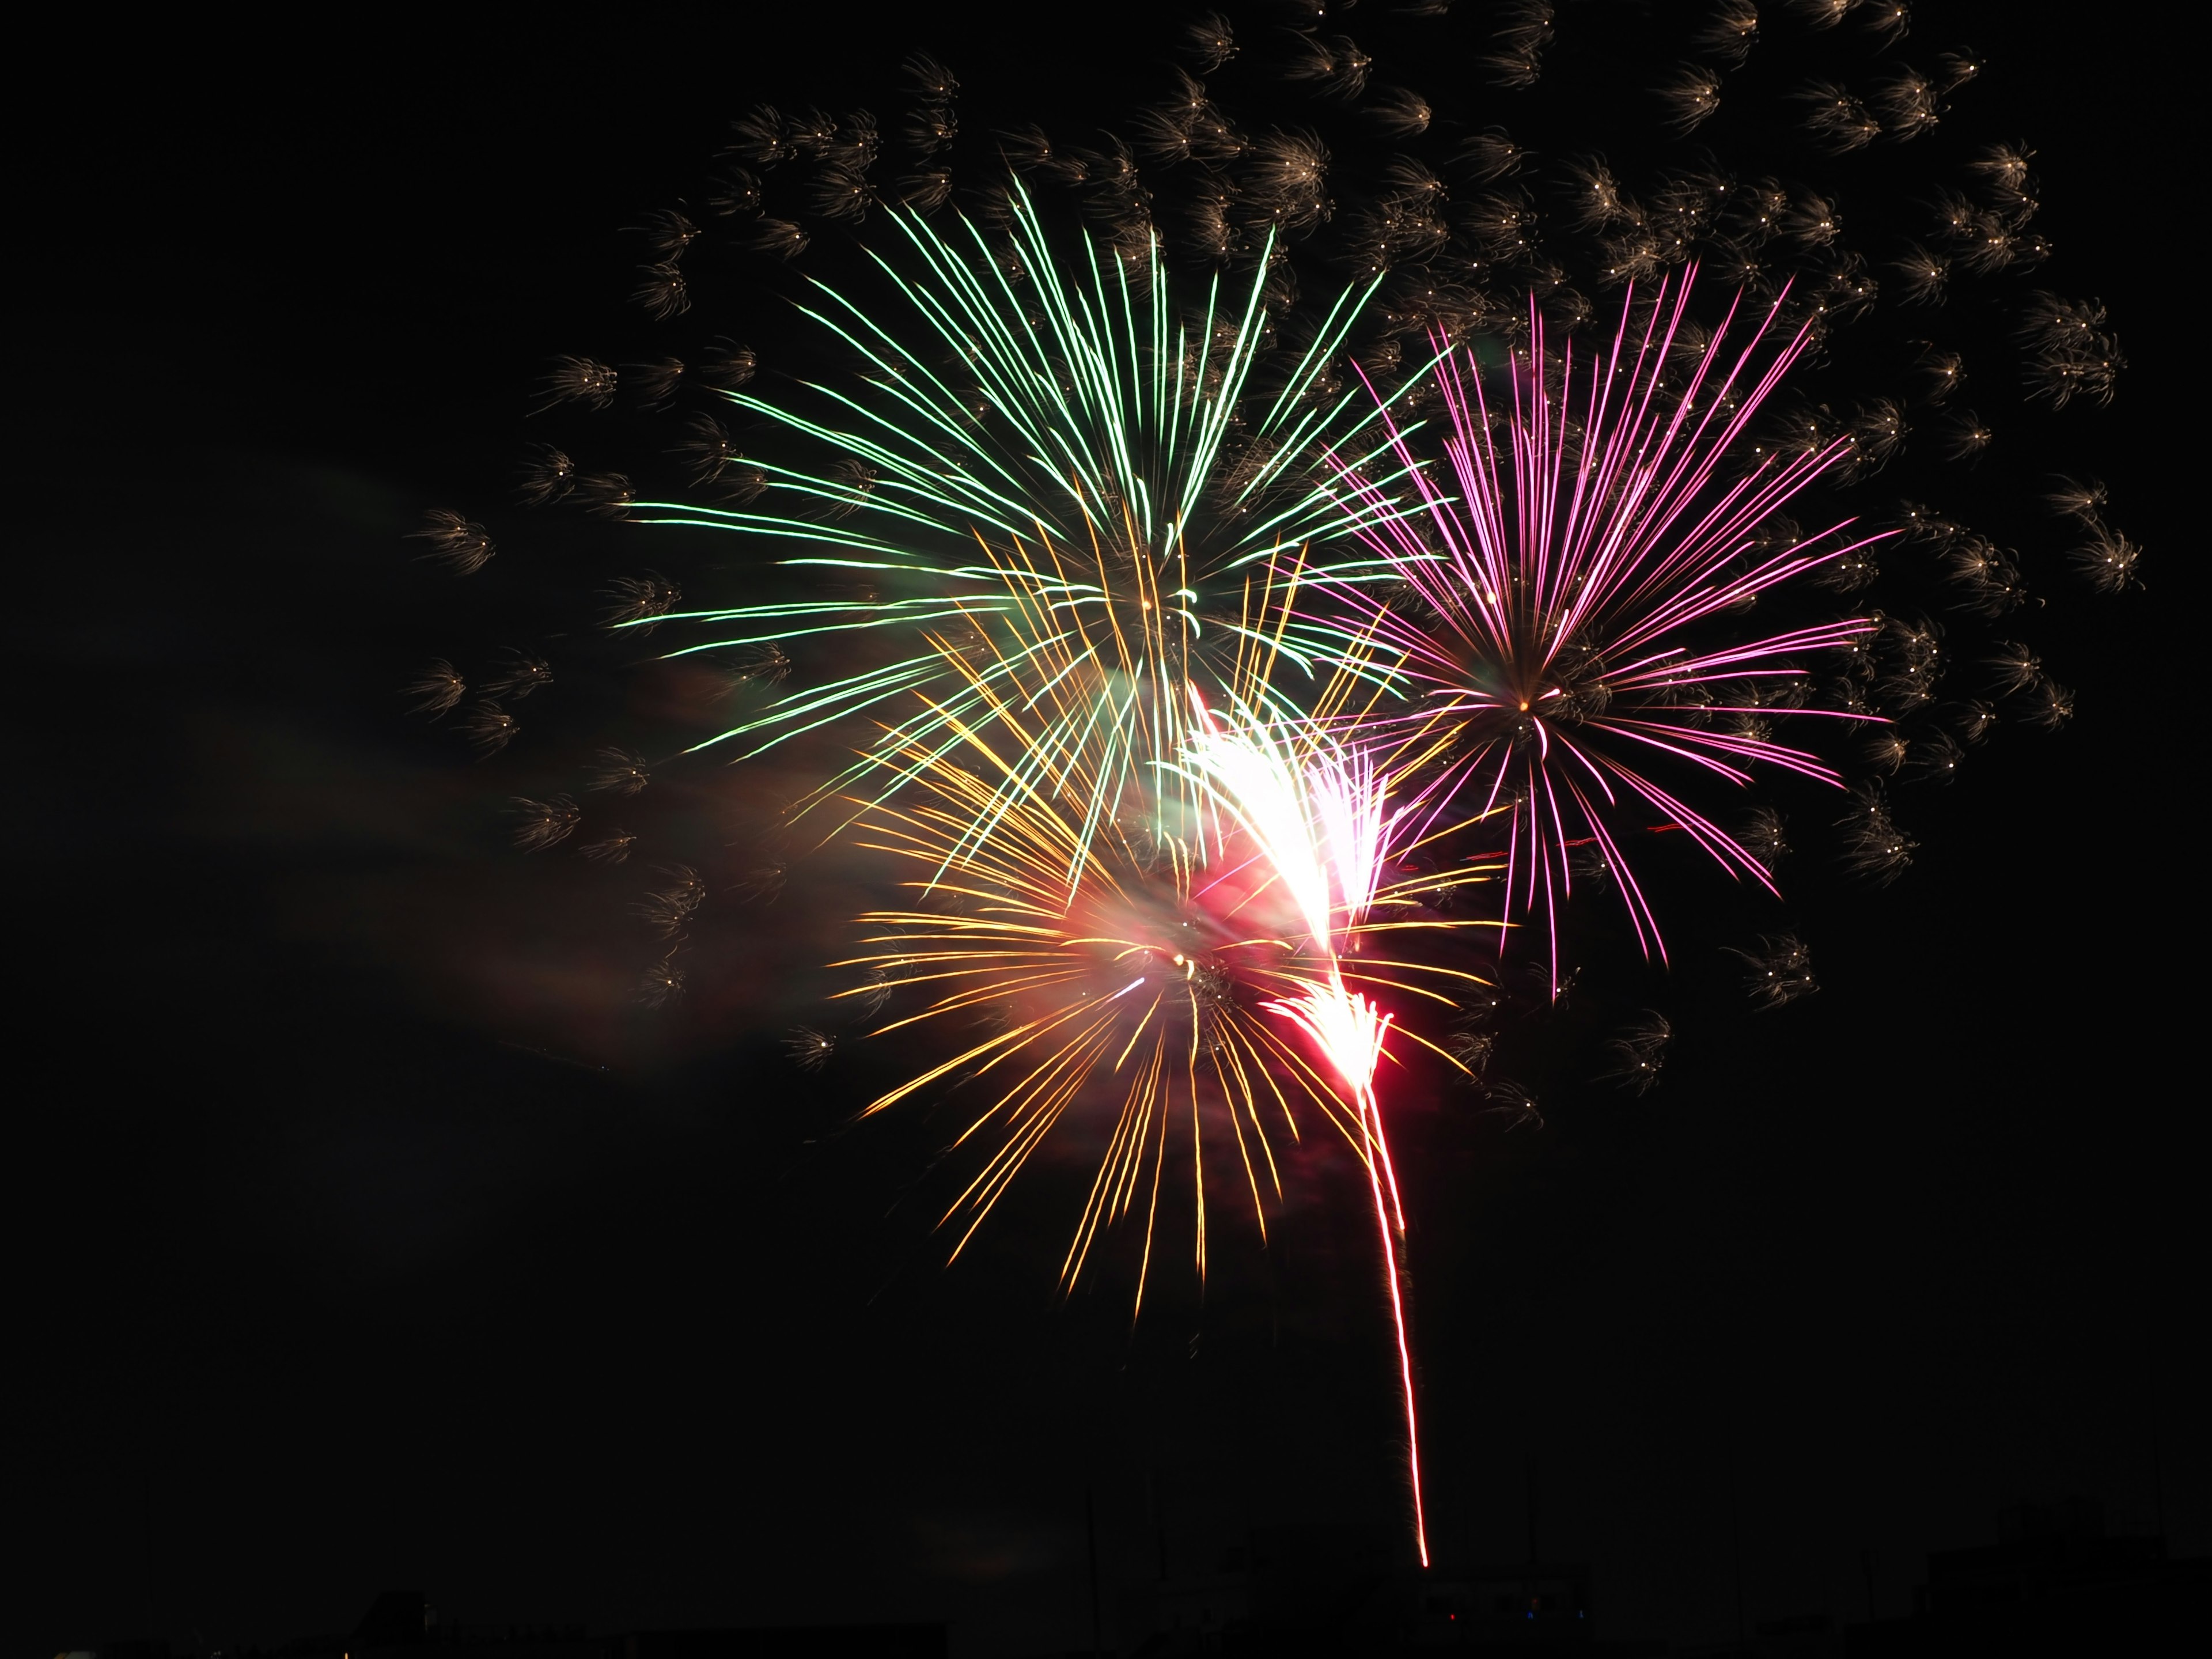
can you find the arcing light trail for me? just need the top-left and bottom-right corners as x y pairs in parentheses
(1183, 694), (1434, 1564)
(1265, 974), (1427, 1567)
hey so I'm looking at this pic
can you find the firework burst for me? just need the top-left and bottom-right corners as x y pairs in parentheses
(625, 184), (1427, 834)
(404, 0), (2143, 1577)
(834, 596), (1491, 1291)
(1323, 271), (1886, 983)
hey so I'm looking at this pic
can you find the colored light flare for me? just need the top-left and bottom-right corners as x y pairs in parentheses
(1183, 702), (1433, 1567)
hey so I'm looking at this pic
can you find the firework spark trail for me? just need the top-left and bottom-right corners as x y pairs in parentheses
(1180, 708), (1434, 1567)
(1320, 271), (1890, 985)
(1262, 974), (1426, 1570)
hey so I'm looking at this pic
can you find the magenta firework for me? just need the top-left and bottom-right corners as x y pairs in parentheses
(1324, 274), (1887, 983)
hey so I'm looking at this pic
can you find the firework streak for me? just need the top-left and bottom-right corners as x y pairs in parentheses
(1187, 700), (1434, 1565)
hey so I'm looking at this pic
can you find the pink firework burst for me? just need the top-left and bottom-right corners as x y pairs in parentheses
(1326, 272), (1889, 983)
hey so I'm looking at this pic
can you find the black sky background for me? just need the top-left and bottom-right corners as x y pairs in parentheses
(10, 4), (2201, 1656)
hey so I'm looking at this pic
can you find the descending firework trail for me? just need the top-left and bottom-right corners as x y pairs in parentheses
(1181, 699), (1438, 1562)
(1264, 974), (1426, 1565)
(1180, 693), (1435, 1562)
(627, 184), (1424, 839)
(1323, 271), (1884, 983)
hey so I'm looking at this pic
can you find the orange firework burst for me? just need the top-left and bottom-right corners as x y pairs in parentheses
(833, 592), (1496, 1310)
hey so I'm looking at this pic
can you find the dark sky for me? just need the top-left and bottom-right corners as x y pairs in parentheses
(13, 5), (2199, 1656)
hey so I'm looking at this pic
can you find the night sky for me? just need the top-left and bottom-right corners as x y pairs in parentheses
(14, 5), (2200, 1656)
